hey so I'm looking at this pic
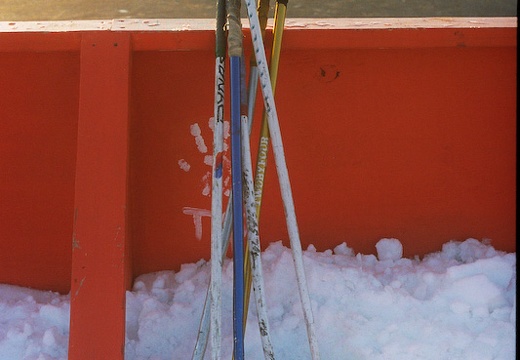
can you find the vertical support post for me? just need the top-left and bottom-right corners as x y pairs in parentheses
(69, 32), (132, 360)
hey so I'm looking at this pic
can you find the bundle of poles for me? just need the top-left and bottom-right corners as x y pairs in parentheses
(191, 0), (321, 359)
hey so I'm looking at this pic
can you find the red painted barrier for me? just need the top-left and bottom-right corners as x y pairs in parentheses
(0, 18), (516, 359)
(69, 32), (132, 360)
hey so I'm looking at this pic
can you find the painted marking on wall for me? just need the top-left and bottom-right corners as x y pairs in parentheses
(201, 171), (211, 197)
(190, 123), (208, 153)
(178, 159), (191, 172)
(204, 155), (213, 166)
(181, 119), (233, 198)
(182, 207), (211, 240)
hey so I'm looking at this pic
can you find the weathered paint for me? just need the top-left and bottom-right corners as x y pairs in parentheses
(0, 18), (516, 360)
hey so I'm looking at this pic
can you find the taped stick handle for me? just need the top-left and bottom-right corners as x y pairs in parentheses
(216, 0), (227, 58)
(226, 0), (242, 57)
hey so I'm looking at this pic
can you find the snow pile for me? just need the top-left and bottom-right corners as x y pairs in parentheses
(0, 285), (69, 359)
(0, 238), (516, 359)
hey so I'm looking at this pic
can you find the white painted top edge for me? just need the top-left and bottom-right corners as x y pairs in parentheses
(0, 17), (516, 33)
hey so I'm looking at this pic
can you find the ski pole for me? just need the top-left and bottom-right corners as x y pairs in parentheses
(244, 0), (321, 358)
(227, 0), (245, 358)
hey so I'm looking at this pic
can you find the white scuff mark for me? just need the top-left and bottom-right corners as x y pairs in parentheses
(143, 19), (160, 27)
(73, 277), (86, 298)
(222, 121), (230, 152)
(180, 118), (232, 197)
(178, 159), (191, 172)
(202, 171), (211, 197)
(223, 120), (230, 139)
(190, 123), (208, 153)
(224, 177), (231, 197)
(204, 155), (213, 166)
(284, 20), (308, 28)
(182, 207), (211, 240)
(202, 184), (211, 197)
(313, 20), (334, 27)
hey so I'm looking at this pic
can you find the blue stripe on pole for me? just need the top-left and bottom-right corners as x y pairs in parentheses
(230, 55), (245, 360)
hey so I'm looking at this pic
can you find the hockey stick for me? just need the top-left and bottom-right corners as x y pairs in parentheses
(242, 0), (289, 332)
(227, 0), (245, 358)
(244, 0), (321, 358)
(240, 0), (271, 336)
(246, 0), (270, 127)
(191, 0), (226, 358)
(238, 42), (276, 359)
(209, 0), (227, 358)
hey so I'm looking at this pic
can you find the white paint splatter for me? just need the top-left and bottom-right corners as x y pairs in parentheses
(182, 207), (211, 240)
(223, 120), (230, 139)
(180, 118), (232, 198)
(202, 171), (211, 197)
(204, 155), (213, 166)
(222, 120), (230, 151)
(178, 159), (191, 172)
(190, 123), (208, 153)
(224, 177), (231, 197)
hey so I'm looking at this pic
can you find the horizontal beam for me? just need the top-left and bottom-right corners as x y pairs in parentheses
(0, 18), (516, 52)
(1, 17), (516, 32)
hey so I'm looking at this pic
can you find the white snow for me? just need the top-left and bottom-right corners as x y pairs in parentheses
(0, 238), (516, 359)
(375, 238), (403, 261)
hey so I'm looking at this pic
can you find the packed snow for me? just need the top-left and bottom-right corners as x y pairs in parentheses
(0, 238), (516, 359)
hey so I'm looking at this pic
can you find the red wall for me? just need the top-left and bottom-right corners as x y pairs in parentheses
(128, 28), (517, 278)
(0, 50), (79, 292)
(0, 23), (516, 293)
(0, 20), (516, 358)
